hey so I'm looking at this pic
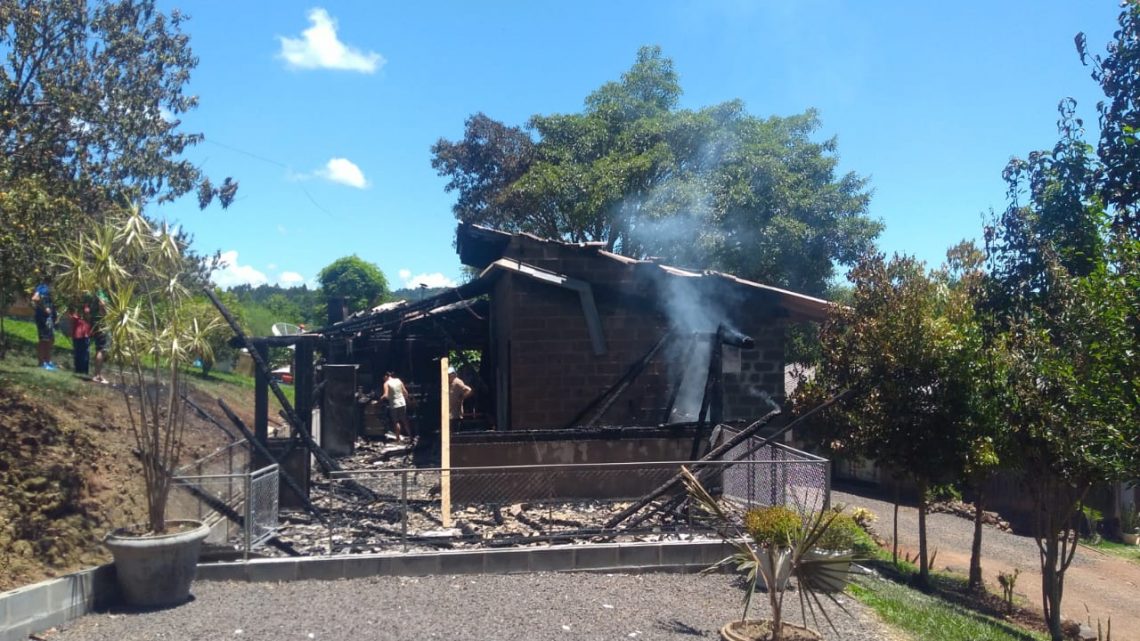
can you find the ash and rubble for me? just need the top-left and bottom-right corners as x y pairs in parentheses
(264, 437), (715, 557)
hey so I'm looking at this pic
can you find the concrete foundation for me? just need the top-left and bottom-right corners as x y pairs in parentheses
(450, 426), (706, 503)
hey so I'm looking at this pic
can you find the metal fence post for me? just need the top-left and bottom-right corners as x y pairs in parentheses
(227, 445), (235, 540)
(244, 470), (253, 561)
(196, 461), (204, 521)
(401, 469), (408, 553)
(823, 461), (832, 512)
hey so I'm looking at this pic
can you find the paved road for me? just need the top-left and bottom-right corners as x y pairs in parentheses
(834, 488), (1140, 641)
(51, 573), (891, 641)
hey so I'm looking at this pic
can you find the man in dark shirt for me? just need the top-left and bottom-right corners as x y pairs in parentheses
(31, 279), (57, 370)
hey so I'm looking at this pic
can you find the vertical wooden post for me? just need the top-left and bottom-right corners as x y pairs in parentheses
(440, 357), (452, 528)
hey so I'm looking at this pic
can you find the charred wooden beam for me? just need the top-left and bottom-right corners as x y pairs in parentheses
(603, 408), (782, 530)
(175, 476), (299, 556)
(612, 388), (855, 531)
(203, 287), (341, 478)
(182, 393), (238, 441)
(564, 331), (673, 429)
(212, 398), (329, 526)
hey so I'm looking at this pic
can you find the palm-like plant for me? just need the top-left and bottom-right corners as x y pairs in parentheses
(56, 204), (221, 533)
(682, 467), (856, 641)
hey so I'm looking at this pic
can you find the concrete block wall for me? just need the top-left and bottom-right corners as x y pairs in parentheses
(722, 321), (785, 420)
(506, 276), (670, 429)
(500, 236), (789, 429)
(0, 565), (118, 641)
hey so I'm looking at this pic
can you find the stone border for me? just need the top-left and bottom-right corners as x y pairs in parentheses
(0, 540), (730, 640)
(0, 565), (118, 641)
(196, 540), (732, 582)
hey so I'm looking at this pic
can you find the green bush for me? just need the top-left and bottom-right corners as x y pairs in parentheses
(816, 512), (862, 551)
(744, 505), (800, 547)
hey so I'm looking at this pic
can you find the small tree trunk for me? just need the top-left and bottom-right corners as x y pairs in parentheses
(893, 483), (900, 565)
(768, 547), (783, 641)
(918, 479), (930, 588)
(968, 485), (986, 591)
(1042, 532), (1063, 641)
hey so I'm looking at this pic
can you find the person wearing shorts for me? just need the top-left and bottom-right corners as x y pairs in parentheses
(31, 280), (57, 370)
(382, 371), (410, 442)
(90, 291), (110, 384)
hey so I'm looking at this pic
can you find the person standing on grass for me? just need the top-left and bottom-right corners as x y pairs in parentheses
(67, 297), (92, 375)
(382, 371), (410, 443)
(90, 290), (110, 384)
(31, 278), (57, 370)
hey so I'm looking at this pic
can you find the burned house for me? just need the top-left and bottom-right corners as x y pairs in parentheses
(317, 223), (830, 475)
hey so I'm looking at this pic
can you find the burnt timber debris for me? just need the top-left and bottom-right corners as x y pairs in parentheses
(192, 224), (839, 556)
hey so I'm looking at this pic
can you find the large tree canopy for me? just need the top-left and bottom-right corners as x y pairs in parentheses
(0, 0), (236, 208)
(317, 255), (389, 314)
(432, 46), (879, 296)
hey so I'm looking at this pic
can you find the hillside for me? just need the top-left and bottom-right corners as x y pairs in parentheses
(0, 319), (269, 591)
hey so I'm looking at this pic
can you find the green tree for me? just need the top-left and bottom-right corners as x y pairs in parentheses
(985, 113), (1140, 638)
(0, 0), (237, 207)
(943, 239), (1012, 592)
(55, 205), (222, 533)
(0, 175), (80, 352)
(802, 252), (989, 588)
(0, 0), (237, 344)
(432, 46), (879, 296)
(1077, 0), (1140, 231)
(317, 255), (389, 314)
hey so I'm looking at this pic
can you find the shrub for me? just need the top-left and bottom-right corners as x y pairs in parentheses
(851, 506), (877, 528)
(815, 512), (862, 551)
(744, 505), (800, 547)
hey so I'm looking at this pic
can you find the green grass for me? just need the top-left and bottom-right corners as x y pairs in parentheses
(2, 316), (74, 351)
(191, 368), (295, 406)
(849, 579), (1047, 641)
(2, 315), (295, 407)
(1083, 538), (1140, 564)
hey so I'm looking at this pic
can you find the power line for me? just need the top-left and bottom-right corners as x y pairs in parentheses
(204, 137), (339, 220)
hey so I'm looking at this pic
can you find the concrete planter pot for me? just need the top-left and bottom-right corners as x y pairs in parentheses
(802, 549), (854, 593)
(757, 547), (792, 592)
(1123, 532), (1140, 546)
(719, 620), (821, 641)
(104, 520), (209, 608)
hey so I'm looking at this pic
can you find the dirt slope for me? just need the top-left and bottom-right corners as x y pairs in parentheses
(0, 371), (239, 591)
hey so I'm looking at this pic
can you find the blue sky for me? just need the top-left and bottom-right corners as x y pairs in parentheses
(155, 1), (1123, 293)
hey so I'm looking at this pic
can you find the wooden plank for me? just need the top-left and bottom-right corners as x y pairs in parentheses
(441, 357), (452, 528)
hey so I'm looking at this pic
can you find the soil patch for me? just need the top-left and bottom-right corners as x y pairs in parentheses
(0, 368), (238, 591)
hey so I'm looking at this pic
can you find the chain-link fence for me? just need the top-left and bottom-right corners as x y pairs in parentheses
(245, 464), (280, 553)
(715, 425), (830, 514)
(169, 440), (279, 556)
(305, 444), (829, 554)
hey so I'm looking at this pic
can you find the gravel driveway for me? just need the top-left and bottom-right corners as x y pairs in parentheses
(50, 573), (891, 641)
(833, 487), (1140, 641)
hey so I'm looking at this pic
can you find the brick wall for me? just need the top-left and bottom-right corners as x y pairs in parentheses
(506, 275), (670, 428)
(722, 320), (785, 420)
(497, 237), (788, 429)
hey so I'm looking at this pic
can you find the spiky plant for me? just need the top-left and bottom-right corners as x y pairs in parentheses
(56, 204), (221, 533)
(681, 466), (857, 640)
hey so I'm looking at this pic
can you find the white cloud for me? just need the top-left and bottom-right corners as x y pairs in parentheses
(399, 271), (458, 289)
(212, 251), (269, 288)
(317, 157), (368, 189)
(279, 271), (305, 286)
(278, 8), (384, 73)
